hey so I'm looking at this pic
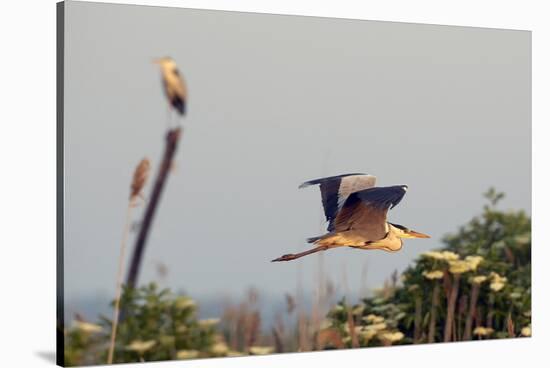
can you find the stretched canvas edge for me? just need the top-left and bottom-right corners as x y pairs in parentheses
(56, 1), (65, 367)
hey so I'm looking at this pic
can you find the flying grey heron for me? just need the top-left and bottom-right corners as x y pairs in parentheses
(153, 57), (187, 119)
(272, 173), (430, 262)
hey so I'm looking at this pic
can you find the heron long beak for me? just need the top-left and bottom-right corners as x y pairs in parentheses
(152, 58), (161, 65)
(403, 230), (431, 239)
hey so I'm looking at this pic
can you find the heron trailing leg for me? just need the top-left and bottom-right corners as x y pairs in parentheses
(271, 245), (331, 262)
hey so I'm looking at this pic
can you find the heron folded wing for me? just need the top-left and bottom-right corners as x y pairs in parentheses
(299, 173), (376, 231)
(171, 68), (188, 101)
(163, 66), (188, 112)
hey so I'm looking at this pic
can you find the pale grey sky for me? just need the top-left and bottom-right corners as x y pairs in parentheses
(63, 1), (531, 310)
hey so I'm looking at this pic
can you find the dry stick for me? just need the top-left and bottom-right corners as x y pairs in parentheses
(311, 252), (326, 351)
(230, 314), (238, 351)
(107, 204), (133, 364)
(444, 275), (460, 342)
(317, 328), (344, 350)
(295, 266), (308, 352)
(246, 311), (260, 350)
(428, 282), (440, 343)
(125, 128), (182, 290)
(272, 327), (284, 353)
(298, 312), (309, 351)
(347, 308), (359, 349)
(507, 312), (515, 337)
(463, 283), (481, 341)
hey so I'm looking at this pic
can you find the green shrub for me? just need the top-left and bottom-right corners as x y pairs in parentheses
(64, 283), (227, 366)
(325, 189), (531, 346)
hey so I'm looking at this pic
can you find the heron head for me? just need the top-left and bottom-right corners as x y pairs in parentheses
(152, 56), (175, 67)
(390, 223), (430, 239)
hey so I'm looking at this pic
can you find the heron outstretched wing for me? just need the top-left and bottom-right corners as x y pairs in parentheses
(354, 185), (408, 210)
(299, 173), (376, 231)
(332, 185), (408, 238)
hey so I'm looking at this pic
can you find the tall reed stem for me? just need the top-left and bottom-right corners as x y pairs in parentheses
(107, 204), (133, 364)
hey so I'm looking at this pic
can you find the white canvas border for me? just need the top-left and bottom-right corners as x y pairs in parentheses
(0, 1), (546, 367)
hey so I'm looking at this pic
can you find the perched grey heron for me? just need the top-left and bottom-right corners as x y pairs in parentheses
(153, 57), (187, 120)
(272, 173), (430, 262)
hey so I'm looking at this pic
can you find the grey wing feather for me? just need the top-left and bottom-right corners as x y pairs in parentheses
(298, 173), (366, 189)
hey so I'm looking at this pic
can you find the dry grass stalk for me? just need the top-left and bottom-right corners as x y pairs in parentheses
(243, 289), (261, 350)
(310, 255), (324, 351)
(285, 293), (296, 314)
(245, 311), (261, 350)
(107, 205), (132, 364)
(297, 312), (310, 351)
(107, 158), (152, 364)
(507, 313), (515, 337)
(310, 294), (320, 351)
(504, 246), (515, 264)
(222, 289), (263, 353)
(317, 328), (344, 350)
(272, 327), (284, 353)
(347, 309), (359, 348)
(391, 269), (399, 289)
(221, 305), (239, 351)
(272, 315), (285, 353)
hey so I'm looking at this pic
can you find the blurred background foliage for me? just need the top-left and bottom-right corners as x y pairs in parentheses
(64, 189), (531, 365)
